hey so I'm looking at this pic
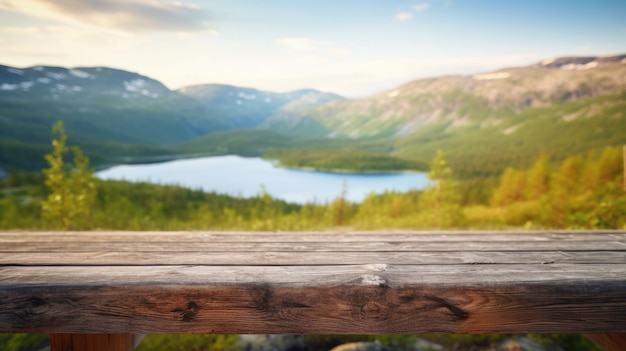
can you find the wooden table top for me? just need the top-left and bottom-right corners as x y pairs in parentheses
(1, 230), (625, 335)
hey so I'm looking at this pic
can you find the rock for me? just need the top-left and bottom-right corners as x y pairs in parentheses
(237, 335), (307, 351)
(493, 337), (551, 351)
(329, 341), (392, 351)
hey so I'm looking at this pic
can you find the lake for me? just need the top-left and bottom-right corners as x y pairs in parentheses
(96, 155), (429, 204)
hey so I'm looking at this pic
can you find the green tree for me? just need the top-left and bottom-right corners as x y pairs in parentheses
(527, 154), (550, 200)
(597, 146), (622, 183)
(545, 156), (583, 228)
(331, 180), (348, 226)
(420, 150), (463, 228)
(491, 167), (526, 207)
(41, 120), (97, 230)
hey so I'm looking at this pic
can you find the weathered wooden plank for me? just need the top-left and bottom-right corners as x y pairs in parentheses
(2, 264), (625, 288)
(2, 280), (625, 334)
(2, 240), (624, 252)
(50, 334), (133, 351)
(1, 231), (625, 243)
(1, 251), (624, 266)
(1, 231), (625, 338)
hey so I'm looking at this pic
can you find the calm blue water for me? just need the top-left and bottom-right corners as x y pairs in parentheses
(96, 155), (429, 204)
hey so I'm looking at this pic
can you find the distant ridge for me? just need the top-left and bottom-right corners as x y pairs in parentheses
(0, 64), (342, 171)
(177, 84), (344, 128)
(261, 53), (626, 139)
(1, 54), (624, 176)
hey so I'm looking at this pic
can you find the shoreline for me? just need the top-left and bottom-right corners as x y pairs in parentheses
(272, 163), (424, 175)
(98, 153), (425, 176)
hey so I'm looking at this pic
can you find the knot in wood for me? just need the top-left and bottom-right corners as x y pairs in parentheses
(171, 301), (200, 322)
(360, 301), (384, 319)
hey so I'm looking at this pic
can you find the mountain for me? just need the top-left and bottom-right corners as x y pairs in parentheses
(2, 54), (625, 177)
(178, 84), (344, 128)
(0, 65), (233, 144)
(0, 65), (170, 103)
(0, 64), (235, 171)
(0, 64), (344, 172)
(263, 54), (626, 138)
(260, 54), (626, 176)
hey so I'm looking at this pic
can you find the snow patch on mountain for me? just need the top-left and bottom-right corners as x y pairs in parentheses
(46, 72), (67, 80)
(561, 61), (598, 70)
(473, 72), (510, 80)
(51, 84), (68, 93)
(37, 77), (51, 84)
(123, 79), (158, 98)
(69, 69), (92, 79)
(238, 92), (257, 100)
(1, 83), (18, 91)
(142, 90), (158, 98)
(19, 81), (34, 90)
(7, 68), (23, 75)
(387, 90), (400, 98)
(124, 79), (147, 92)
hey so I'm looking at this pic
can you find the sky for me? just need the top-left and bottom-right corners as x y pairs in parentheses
(0, 0), (625, 97)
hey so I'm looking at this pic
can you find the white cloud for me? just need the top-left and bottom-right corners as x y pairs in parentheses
(395, 3), (429, 21)
(413, 3), (430, 12)
(0, 26), (44, 34)
(395, 12), (413, 21)
(0, 0), (214, 33)
(0, 22), (139, 67)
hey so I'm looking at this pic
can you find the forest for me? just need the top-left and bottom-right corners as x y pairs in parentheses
(1, 132), (623, 231)
(1, 122), (624, 351)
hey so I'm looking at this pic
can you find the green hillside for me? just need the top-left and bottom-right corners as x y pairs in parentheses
(392, 92), (626, 178)
(2, 55), (625, 178)
(259, 55), (626, 177)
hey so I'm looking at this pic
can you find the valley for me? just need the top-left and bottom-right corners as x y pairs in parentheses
(1, 54), (625, 178)
(2, 54), (625, 351)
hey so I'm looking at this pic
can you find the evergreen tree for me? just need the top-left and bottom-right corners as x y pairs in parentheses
(330, 180), (348, 226)
(491, 167), (526, 207)
(558, 156), (583, 193)
(41, 121), (97, 230)
(546, 156), (583, 228)
(420, 150), (463, 228)
(597, 147), (622, 183)
(527, 154), (550, 200)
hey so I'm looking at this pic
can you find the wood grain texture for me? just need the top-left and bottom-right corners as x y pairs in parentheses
(2, 230), (625, 243)
(585, 333), (626, 351)
(1, 264), (625, 334)
(2, 264), (626, 286)
(3, 240), (625, 252)
(50, 333), (133, 351)
(0, 231), (624, 336)
(3, 282), (626, 334)
(1, 250), (623, 265)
